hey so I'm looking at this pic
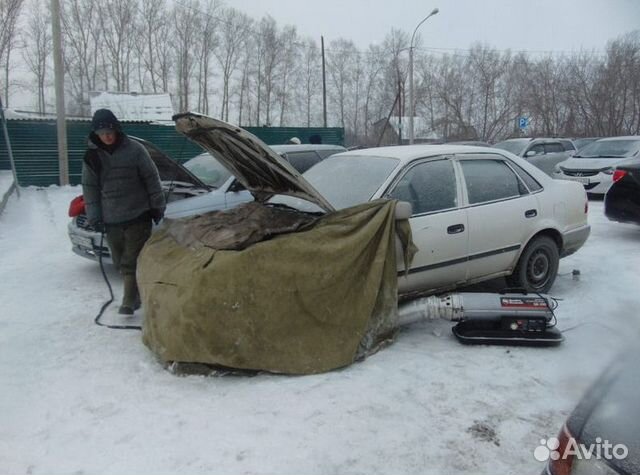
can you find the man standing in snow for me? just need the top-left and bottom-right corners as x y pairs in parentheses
(81, 109), (166, 315)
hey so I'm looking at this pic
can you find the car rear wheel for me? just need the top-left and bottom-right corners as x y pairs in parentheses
(507, 236), (559, 293)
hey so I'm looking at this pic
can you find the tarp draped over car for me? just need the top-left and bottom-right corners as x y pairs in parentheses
(138, 199), (415, 375)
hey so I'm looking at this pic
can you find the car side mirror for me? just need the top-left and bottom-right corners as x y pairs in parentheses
(395, 201), (413, 220)
(525, 150), (537, 158)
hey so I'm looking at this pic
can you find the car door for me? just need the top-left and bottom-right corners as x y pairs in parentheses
(457, 154), (540, 281)
(387, 157), (469, 294)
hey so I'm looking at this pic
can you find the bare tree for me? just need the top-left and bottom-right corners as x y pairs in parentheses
(138, 0), (171, 93)
(298, 38), (321, 127)
(236, 34), (256, 126)
(276, 25), (298, 126)
(60, 0), (102, 114)
(327, 38), (359, 129)
(256, 16), (282, 126)
(195, 0), (219, 115)
(173, 0), (201, 112)
(214, 6), (250, 121)
(22, 0), (51, 113)
(97, 0), (137, 91)
(0, 0), (25, 105)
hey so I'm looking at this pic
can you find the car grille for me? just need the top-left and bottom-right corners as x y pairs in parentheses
(76, 214), (94, 230)
(562, 170), (599, 177)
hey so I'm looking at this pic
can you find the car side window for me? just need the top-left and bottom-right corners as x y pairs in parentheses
(388, 159), (457, 215)
(460, 159), (527, 204)
(285, 151), (322, 173)
(545, 143), (564, 153)
(528, 144), (545, 155)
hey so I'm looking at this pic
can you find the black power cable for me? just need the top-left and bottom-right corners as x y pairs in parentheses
(94, 230), (142, 331)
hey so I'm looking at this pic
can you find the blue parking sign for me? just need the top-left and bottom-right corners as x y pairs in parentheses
(518, 117), (529, 129)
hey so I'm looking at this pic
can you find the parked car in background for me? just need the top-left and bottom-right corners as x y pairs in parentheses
(604, 159), (640, 225)
(67, 140), (345, 263)
(494, 137), (576, 157)
(494, 138), (576, 176)
(542, 347), (639, 475)
(572, 137), (600, 151)
(448, 140), (491, 147)
(188, 123), (591, 295)
(554, 136), (640, 195)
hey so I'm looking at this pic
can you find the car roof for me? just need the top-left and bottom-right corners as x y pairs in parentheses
(270, 144), (346, 152)
(500, 137), (567, 143)
(597, 135), (640, 141)
(335, 144), (510, 165)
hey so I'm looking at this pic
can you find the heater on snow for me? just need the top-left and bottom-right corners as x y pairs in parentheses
(398, 292), (563, 346)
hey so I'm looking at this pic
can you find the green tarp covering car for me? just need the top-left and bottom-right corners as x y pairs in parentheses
(138, 113), (415, 374)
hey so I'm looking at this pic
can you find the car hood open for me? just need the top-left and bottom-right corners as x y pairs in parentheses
(173, 112), (334, 212)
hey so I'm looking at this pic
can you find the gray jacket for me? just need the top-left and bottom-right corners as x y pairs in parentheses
(82, 134), (166, 225)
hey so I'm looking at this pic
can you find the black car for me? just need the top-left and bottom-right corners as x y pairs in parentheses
(543, 347), (639, 475)
(604, 160), (640, 225)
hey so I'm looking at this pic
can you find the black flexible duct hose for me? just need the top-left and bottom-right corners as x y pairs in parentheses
(94, 230), (142, 331)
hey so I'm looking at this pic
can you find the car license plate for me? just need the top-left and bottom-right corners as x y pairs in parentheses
(565, 176), (590, 185)
(71, 235), (93, 249)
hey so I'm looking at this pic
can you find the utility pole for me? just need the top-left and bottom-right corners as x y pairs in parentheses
(51, 0), (68, 185)
(321, 36), (327, 128)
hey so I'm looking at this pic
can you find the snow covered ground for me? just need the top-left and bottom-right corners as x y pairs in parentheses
(1, 186), (639, 475)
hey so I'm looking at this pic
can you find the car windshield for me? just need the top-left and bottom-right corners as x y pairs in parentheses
(573, 138), (598, 150)
(574, 139), (640, 158)
(182, 153), (232, 188)
(270, 155), (400, 210)
(493, 139), (529, 155)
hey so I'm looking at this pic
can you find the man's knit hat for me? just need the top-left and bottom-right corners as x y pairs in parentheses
(92, 109), (121, 134)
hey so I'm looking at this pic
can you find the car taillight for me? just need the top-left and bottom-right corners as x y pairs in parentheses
(548, 424), (575, 475)
(68, 195), (86, 217)
(612, 170), (627, 183)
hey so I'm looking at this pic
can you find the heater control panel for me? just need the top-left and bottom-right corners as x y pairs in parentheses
(500, 316), (548, 332)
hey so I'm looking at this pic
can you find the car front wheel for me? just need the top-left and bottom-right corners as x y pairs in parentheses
(507, 236), (559, 293)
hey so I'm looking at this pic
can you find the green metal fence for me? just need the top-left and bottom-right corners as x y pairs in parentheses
(0, 119), (344, 186)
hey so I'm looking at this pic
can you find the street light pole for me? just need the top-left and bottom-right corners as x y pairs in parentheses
(409, 7), (439, 145)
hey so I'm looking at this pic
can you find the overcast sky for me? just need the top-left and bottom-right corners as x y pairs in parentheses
(231, 0), (640, 53)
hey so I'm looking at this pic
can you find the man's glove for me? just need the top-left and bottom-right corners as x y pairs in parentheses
(150, 208), (165, 225)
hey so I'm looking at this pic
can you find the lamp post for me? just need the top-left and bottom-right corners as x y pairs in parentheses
(409, 7), (439, 145)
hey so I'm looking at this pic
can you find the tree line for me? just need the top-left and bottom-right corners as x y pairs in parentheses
(1, 0), (639, 146)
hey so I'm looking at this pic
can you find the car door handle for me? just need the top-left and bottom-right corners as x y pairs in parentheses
(525, 209), (538, 218)
(447, 224), (465, 234)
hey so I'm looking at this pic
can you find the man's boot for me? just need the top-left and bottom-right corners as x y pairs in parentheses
(119, 274), (138, 315)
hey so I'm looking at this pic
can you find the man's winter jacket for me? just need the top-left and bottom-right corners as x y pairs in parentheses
(81, 133), (166, 225)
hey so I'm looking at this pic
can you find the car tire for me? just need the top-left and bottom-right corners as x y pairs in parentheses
(507, 236), (559, 293)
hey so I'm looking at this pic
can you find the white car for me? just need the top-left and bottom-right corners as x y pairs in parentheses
(175, 113), (591, 295)
(67, 139), (345, 262)
(554, 136), (640, 195)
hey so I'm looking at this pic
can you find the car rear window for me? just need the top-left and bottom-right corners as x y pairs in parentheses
(507, 161), (543, 192)
(285, 151), (321, 173)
